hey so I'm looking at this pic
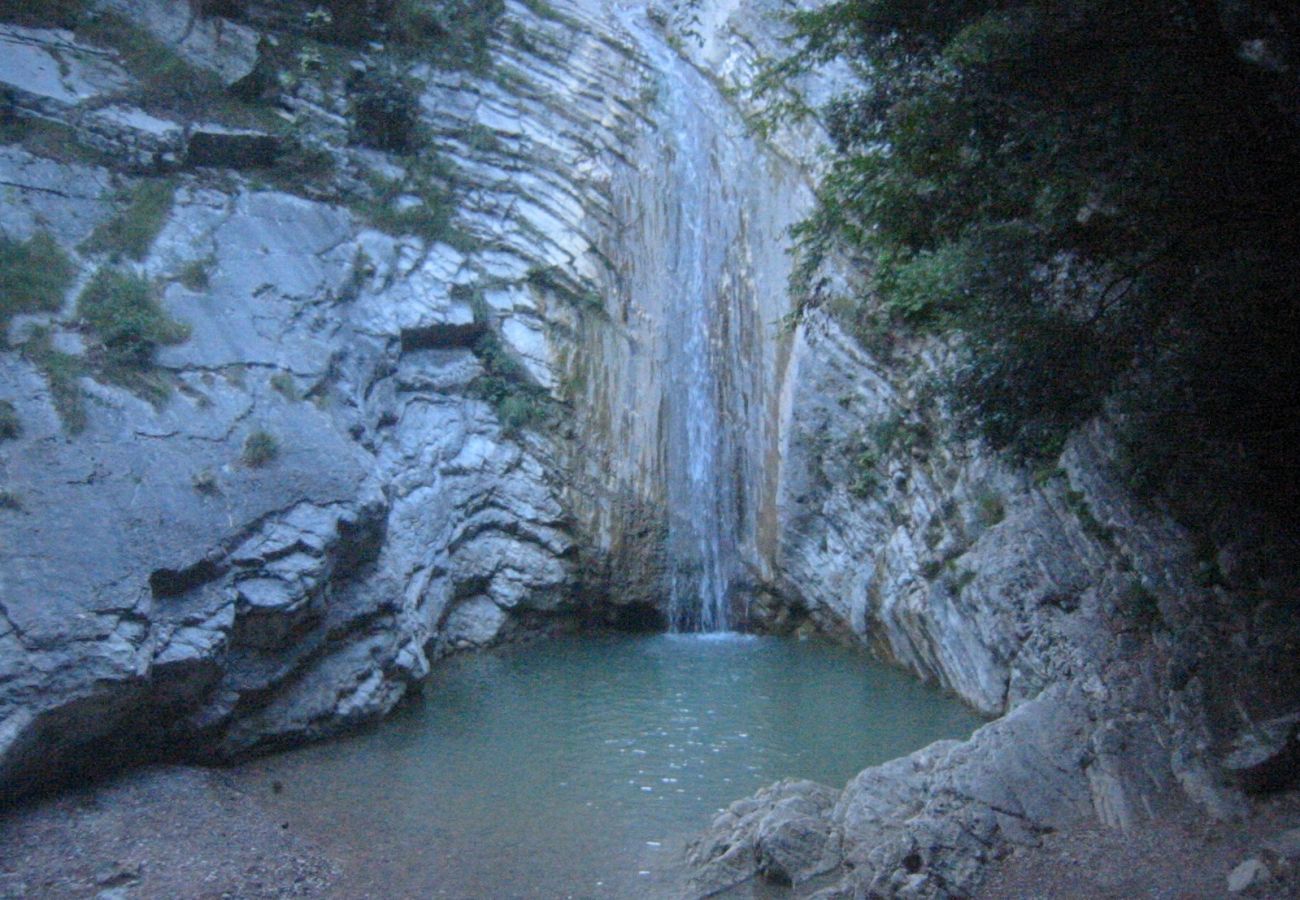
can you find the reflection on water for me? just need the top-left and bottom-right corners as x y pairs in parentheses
(233, 635), (982, 898)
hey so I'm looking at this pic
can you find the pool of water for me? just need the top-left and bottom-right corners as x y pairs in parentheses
(232, 634), (983, 898)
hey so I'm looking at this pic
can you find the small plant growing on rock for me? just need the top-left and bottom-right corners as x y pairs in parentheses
(175, 258), (213, 291)
(21, 327), (86, 433)
(388, 0), (505, 72)
(270, 372), (298, 400)
(0, 400), (19, 440)
(77, 267), (190, 405)
(975, 489), (1005, 527)
(191, 468), (220, 495)
(0, 232), (75, 341)
(82, 179), (176, 262)
(242, 429), (279, 467)
(0, 489), (23, 512)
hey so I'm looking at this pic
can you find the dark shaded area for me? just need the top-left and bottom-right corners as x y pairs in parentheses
(185, 131), (281, 169)
(149, 558), (226, 599)
(398, 321), (484, 351)
(609, 601), (668, 633)
(778, 0), (1300, 524)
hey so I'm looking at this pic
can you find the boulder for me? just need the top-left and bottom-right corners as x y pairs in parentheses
(687, 779), (842, 895)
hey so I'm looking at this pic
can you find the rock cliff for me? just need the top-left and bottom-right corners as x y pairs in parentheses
(1, 1), (1297, 898)
(0, 0), (675, 798)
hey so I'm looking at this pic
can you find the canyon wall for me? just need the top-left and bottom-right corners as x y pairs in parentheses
(2, 2), (1297, 898)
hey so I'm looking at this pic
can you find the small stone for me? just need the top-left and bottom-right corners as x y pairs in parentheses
(1227, 857), (1271, 893)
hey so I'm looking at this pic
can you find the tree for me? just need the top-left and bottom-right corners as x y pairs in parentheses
(774, 0), (1300, 513)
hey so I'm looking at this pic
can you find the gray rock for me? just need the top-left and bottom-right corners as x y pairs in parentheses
(688, 779), (842, 895)
(94, 0), (261, 87)
(1228, 857), (1272, 893)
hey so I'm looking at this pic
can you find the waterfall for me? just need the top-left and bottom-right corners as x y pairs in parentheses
(642, 36), (736, 633)
(611, 15), (743, 633)
(588, 5), (807, 634)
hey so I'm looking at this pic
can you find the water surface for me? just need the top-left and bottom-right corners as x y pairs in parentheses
(234, 634), (982, 898)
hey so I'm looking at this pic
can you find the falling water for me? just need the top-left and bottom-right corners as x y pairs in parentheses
(593, 6), (807, 634)
(631, 20), (741, 633)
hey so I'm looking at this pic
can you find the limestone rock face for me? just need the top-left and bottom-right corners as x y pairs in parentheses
(0, 0), (700, 798)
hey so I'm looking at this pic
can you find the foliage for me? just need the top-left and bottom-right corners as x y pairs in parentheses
(78, 268), (189, 363)
(77, 268), (189, 404)
(0, 490), (22, 512)
(22, 327), (87, 433)
(0, 232), (75, 339)
(388, 0), (505, 71)
(350, 68), (420, 153)
(526, 266), (603, 313)
(176, 258), (212, 292)
(83, 179), (175, 262)
(0, 399), (19, 440)
(242, 429), (279, 467)
(0, 0), (87, 28)
(0, 116), (110, 167)
(76, 14), (223, 116)
(191, 468), (220, 494)
(974, 489), (1004, 527)
(352, 158), (471, 248)
(773, 0), (1300, 514)
(470, 330), (552, 434)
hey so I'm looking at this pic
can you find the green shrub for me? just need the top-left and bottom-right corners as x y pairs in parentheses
(974, 489), (1005, 527)
(77, 14), (224, 116)
(0, 232), (75, 338)
(496, 392), (545, 431)
(352, 166), (466, 246)
(469, 331), (553, 434)
(0, 117), (109, 167)
(175, 258), (212, 291)
(389, 0), (505, 71)
(82, 179), (175, 261)
(875, 243), (970, 326)
(350, 70), (420, 153)
(0, 490), (22, 512)
(81, 180), (174, 261)
(365, 193), (454, 243)
(0, 400), (19, 440)
(22, 327), (86, 433)
(242, 429), (279, 467)
(525, 266), (604, 313)
(78, 268), (190, 367)
(458, 123), (502, 154)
